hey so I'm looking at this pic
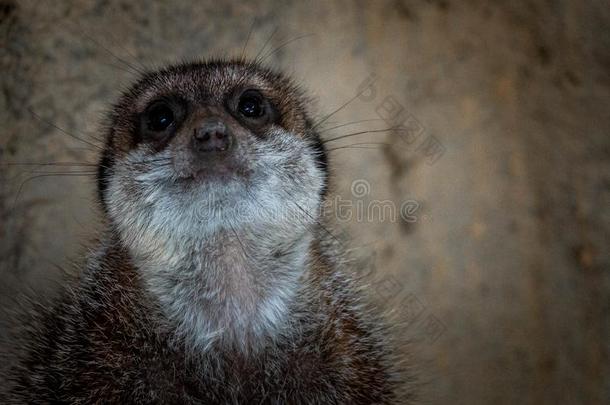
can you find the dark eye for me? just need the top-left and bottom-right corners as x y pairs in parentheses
(238, 91), (265, 118)
(147, 102), (175, 132)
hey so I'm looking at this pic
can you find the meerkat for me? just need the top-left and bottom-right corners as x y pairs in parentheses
(2, 59), (411, 404)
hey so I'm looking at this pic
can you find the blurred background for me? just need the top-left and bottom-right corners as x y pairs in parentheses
(1, 0), (609, 403)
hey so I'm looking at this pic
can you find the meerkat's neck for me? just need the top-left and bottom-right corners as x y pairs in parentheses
(118, 219), (313, 353)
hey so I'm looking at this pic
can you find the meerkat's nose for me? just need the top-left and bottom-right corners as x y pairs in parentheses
(192, 119), (232, 153)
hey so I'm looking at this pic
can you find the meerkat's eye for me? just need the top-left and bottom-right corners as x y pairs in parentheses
(146, 102), (175, 132)
(237, 90), (265, 118)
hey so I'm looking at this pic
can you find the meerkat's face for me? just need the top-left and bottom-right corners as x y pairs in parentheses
(99, 60), (327, 242)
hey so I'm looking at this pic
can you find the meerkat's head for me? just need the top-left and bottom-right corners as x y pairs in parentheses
(99, 60), (327, 232)
(97, 60), (328, 350)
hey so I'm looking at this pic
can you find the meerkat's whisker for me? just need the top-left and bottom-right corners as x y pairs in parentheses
(24, 170), (98, 175)
(99, 60), (142, 76)
(258, 33), (315, 64)
(321, 126), (405, 144)
(26, 108), (105, 151)
(240, 18), (257, 61)
(254, 26), (279, 63)
(326, 142), (394, 153)
(64, 20), (147, 76)
(327, 145), (386, 153)
(0, 162), (98, 167)
(318, 118), (387, 133)
(312, 83), (377, 130)
(12, 172), (95, 208)
(97, 18), (149, 73)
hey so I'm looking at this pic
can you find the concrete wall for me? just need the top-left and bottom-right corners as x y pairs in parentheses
(1, 0), (608, 403)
